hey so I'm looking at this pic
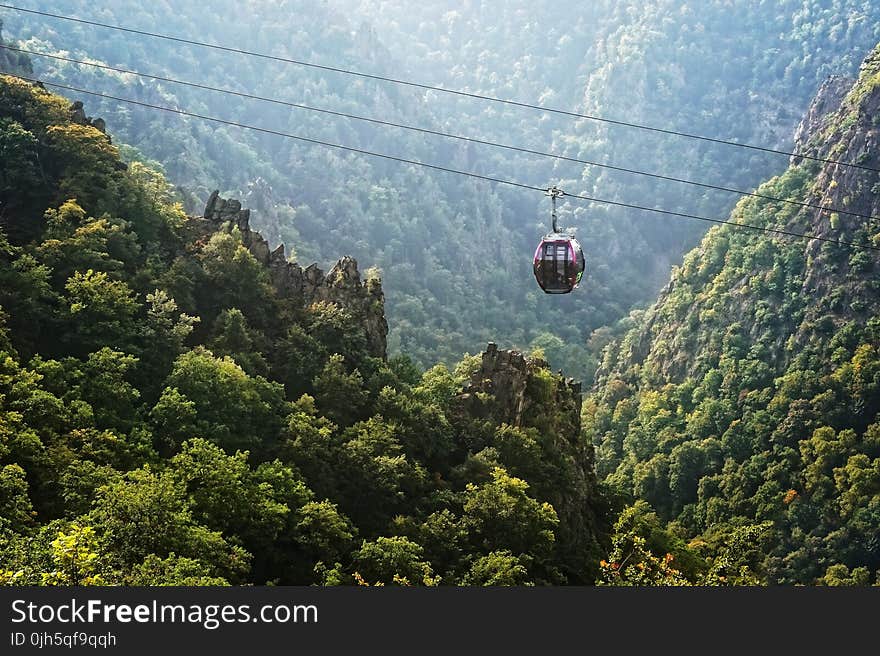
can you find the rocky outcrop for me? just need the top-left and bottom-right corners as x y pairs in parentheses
(454, 342), (605, 582)
(463, 342), (531, 423)
(459, 342), (582, 441)
(191, 191), (388, 358)
(203, 190), (250, 227)
(293, 255), (388, 359)
(69, 100), (108, 136)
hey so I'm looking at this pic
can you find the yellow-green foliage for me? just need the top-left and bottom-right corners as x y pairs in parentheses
(0, 75), (70, 130)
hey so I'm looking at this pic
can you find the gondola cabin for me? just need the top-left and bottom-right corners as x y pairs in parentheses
(533, 234), (585, 294)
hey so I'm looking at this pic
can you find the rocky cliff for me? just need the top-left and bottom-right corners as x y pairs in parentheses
(587, 44), (880, 584)
(460, 342), (582, 442)
(191, 191), (388, 358)
(455, 342), (606, 582)
(791, 75), (853, 157)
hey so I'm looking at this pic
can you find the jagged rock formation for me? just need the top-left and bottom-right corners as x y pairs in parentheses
(203, 190), (250, 226)
(68, 100), (107, 135)
(192, 191), (388, 358)
(455, 342), (606, 582)
(462, 343), (531, 424)
(460, 342), (582, 439)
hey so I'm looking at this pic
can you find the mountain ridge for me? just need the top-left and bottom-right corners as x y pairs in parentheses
(192, 189), (388, 359)
(588, 43), (880, 584)
(595, 48), (880, 386)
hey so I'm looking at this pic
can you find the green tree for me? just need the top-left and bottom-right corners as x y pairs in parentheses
(312, 354), (369, 426)
(88, 466), (250, 581)
(461, 468), (559, 575)
(63, 269), (140, 355)
(347, 536), (439, 586)
(278, 394), (339, 500)
(208, 308), (269, 376)
(124, 554), (229, 586)
(41, 524), (105, 586)
(170, 438), (291, 550)
(43, 123), (123, 211)
(598, 503), (691, 586)
(0, 464), (35, 532)
(820, 564), (873, 587)
(461, 551), (532, 586)
(162, 348), (289, 454)
(0, 117), (41, 229)
(336, 417), (427, 534)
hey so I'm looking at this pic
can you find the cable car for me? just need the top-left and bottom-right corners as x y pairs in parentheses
(533, 187), (585, 294)
(533, 234), (585, 294)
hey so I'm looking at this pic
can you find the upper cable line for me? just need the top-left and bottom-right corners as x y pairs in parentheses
(3, 44), (878, 225)
(1, 2), (879, 175)
(11, 75), (880, 254)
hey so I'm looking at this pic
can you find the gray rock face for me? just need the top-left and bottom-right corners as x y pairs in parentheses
(467, 342), (531, 423)
(68, 100), (109, 136)
(791, 75), (853, 161)
(192, 191), (388, 358)
(461, 342), (582, 438)
(203, 190), (251, 229)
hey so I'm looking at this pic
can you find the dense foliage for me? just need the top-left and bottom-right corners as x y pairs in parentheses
(2, 1), (879, 382)
(2, 4), (880, 588)
(0, 77), (608, 585)
(587, 48), (880, 585)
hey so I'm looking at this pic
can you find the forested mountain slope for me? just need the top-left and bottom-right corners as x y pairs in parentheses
(4, 34), (878, 588)
(587, 44), (880, 585)
(0, 76), (609, 585)
(3, 1), (880, 382)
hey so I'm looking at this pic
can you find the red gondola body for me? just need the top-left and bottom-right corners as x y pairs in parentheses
(533, 234), (585, 294)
